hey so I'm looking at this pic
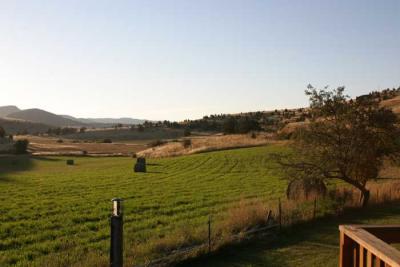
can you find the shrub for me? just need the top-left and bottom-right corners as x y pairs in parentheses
(14, 139), (29, 154)
(182, 139), (192, 148)
(57, 139), (63, 143)
(149, 140), (166, 147)
(66, 159), (74, 165)
(103, 139), (112, 143)
(0, 126), (5, 138)
(183, 128), (191, 137)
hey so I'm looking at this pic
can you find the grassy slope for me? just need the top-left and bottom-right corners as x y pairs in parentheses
(0, 145), (288, 266)
(179, 202), (400, 267)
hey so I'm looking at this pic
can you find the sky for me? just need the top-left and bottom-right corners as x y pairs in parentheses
(0, 0), (399, 121)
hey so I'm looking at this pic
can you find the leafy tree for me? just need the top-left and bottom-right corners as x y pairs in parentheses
(223, 117), (237, 134)
(184, 128), (191, 137)
(272, 85), (400, 207)
(237, 117), (261, 133)
(14, 139), (29, 154)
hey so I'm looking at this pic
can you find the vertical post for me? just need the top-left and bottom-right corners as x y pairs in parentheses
(339, 231), (354, 267)
(110, 198), (123, 267)
(208, 215), (211, 253)
(278, 198), (282, 231)
(376, 189), (379, 203)
(266, 209), (272, 224)
(313, 197), (317, 220)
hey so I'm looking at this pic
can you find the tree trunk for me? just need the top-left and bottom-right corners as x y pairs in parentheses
(359, 189), (370, 207)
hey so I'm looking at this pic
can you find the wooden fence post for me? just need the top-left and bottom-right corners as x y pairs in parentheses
(208, 215), (212, 253)
(110, 198), (124, 267)
(313, 197), (317, 220)
(266, 209), (272, 224)
(278, 198), (282, 231)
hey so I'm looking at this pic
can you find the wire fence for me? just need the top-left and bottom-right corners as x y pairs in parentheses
(110, 181), (400, 267)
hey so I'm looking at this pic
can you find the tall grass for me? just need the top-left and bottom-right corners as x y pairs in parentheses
(137, 133), (277, 158)
(120, 180), (400, 266)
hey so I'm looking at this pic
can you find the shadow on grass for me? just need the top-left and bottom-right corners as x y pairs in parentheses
(0, 155), (62, 182)
(177, 202), (400, 267)
(147, 163), (163, 166)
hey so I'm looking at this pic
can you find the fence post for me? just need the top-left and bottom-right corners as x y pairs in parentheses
(208, 215), (212, 253)
(110, 198), (124, 267)
(313, 197), (317, 220)
(278, 198), (282, 231)
(266, 209), (272, 224)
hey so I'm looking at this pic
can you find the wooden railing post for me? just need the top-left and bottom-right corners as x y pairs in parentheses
(339, 231), (354, 267)
(339, 225), (400, 267)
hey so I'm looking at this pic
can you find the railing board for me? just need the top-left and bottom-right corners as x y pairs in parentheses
(340, 225), (400, 267)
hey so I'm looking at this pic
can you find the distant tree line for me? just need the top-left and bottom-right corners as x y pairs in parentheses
(47, 127), (78, 135)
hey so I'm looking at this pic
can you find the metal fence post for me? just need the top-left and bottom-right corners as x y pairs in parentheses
(110, 198), (123, 267)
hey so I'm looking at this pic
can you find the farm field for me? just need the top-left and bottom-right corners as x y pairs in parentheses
(179, 202), (400, 267)
(0, 145), (289, 266)
(19, 135), (148, 156)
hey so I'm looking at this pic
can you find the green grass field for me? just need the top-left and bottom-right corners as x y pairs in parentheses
(0, 145), (289, 266)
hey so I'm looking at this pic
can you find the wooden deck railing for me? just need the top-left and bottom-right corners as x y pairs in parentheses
(339, 225), (400, 267)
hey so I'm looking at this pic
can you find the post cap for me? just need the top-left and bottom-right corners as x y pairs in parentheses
(111, 198), (124, 216)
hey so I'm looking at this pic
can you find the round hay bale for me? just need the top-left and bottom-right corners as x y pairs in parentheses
(286, 178), (326, 200)
(134, 163), (146, 173)
(66, 159), (74, 165)
(137, 157), (146, 165)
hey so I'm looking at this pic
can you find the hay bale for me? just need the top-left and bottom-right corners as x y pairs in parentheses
(137, 157), (146, 165)
(66, 159), (74, 165)
(134, 163), (146, 173)
(286, 178), (326, 200)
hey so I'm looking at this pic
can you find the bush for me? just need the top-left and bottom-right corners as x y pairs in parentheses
(149, 140), (166, 147)
(103, 139), (112, 143)
(182, 139), (192, 148)
(184, 129), (191, 137)
(57, 139), (63, 143)
(14, 139), (29, 154)
(0, 126), (5, 138)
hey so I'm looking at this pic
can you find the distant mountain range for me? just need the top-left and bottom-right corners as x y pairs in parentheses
(0, 105), (147, 133)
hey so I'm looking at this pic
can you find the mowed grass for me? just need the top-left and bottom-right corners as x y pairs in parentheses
(0, 145), (288, 266)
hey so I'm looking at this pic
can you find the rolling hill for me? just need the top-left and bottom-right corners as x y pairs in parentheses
(61, 115), (146, 126)
(6, 108), (85, 127)
(0, 105), (21, 117)
(0, 118), (51, 134)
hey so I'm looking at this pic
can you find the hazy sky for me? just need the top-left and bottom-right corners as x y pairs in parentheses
(0, 0), (399, 121)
